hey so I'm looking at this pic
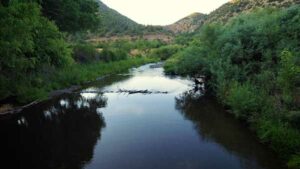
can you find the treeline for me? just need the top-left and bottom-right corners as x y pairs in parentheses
(72, 39), (166, 63)
(87, 39), (182, 62)
(0, 0), (158, 104)
(165, 6), (300, 168)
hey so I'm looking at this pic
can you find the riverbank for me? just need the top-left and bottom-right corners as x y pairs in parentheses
(0, 57), (157, 115)
(163, 6), (300, 168)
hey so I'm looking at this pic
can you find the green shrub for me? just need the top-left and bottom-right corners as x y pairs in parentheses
(257, 119), (300, 158)
(151, 45), (182, 60)
(226, 82), (262, 120)
(164, 55), (180, 74)
(73, 43), (99, 63)
(176, 47), (207, 75)
(277, 51), (300, 105)
(100, 48), (128, 62)
(164, 46), (208, 75)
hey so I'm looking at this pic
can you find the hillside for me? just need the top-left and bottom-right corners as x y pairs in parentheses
(97, 1), (143, 36)
(205, 0), (298, 24)
(97, 1), (169, 36)
(165, 13), (207, 34)
(167, 0), (299, 34)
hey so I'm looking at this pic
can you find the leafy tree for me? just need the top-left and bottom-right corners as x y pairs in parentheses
(40, 0), (100, 32)
(150, 45), (182, 60)
(277, 51), (300, 105)
(0, 2), (73, 100)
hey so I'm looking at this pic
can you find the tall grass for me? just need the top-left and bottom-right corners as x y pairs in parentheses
(15, 57), (157, 103)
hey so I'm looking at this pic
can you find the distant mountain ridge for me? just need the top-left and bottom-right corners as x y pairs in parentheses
(96, 0), (299, 37)
(166, 0), (299, 34)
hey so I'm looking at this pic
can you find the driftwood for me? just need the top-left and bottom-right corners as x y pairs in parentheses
(49, 85), (81, 97)
(81, 89), (168, 95)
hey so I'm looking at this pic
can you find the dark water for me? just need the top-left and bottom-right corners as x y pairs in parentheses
(0, 63), (286, 169)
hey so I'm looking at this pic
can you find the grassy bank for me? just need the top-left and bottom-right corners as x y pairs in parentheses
(164, 6), (300, 168)
(0, 1), (162, 106)
(5, 57), (157, 104)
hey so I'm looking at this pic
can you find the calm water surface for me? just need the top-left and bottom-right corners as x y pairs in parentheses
(0, 63), (286, 169)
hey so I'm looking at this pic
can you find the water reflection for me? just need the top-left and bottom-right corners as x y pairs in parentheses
(0, 93), (107, 169)
(0, 63), (288, 169)
(175, 90), (286, 169)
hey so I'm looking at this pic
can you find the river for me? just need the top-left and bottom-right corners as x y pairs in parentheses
(0, 63), (286, 169)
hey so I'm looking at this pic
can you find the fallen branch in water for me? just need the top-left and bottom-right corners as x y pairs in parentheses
(0, 100), (40, 116)
(80, 89), (169, 95)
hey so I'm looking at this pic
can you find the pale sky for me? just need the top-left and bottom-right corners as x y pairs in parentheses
(101, 0), (229, 25)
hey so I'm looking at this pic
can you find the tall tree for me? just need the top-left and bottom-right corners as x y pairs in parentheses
(1, 0), (101, 32)
(40, 0), (101, 32)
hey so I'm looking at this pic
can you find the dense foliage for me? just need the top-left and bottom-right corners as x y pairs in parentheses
(165, 6), (300, 167)
(40, 0), (101, 32)
(0, 2), (73, 102)
(149, 45), (182, 60)
(1, 0), (101, 33)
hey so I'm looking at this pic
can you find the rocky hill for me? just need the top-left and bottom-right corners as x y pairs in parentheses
(205, 0), (298, 24)
(167, 0), (299, 34)
(165, 13), (207, 34)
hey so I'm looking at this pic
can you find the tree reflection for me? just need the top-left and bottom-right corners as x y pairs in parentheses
(175, 91), (286, 169)
(0, 93), (107, 169)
